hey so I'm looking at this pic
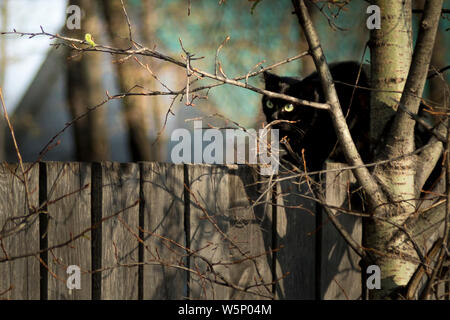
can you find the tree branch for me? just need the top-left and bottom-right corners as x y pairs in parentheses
(420, 112), (450, 299)
(0, 29), (328, 110)
(314, 189), (373, 264)
(415, 121), (446, 193)
(291, 0), (387, 210)
(386, 0), (444, 158)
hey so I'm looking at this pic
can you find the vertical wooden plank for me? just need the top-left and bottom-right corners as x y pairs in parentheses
(321, 161), (362, 300)
(101, 162), (139, 300)
(188, 164), (231, 299)
(46, 162), (91, 300)
(188, 164), (273, 299)
(141, 162), (186, 299)
(226, 165), (273, 299)
(0, 163), (39, 300)
(276, 172), (316, 299)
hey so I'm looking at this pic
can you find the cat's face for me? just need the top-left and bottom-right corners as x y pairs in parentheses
(262, 71), (321, 139)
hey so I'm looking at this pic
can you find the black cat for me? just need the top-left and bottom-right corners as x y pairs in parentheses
(262, 61), (443, 194)
(262, 61), (371, 173)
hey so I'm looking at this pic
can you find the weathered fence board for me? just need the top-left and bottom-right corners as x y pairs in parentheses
(46, 162), (91, 300)
(0, 161), (384, 300)
(100, 162), (140, 300)
(187, 164), (273, 299)
(321, 161), (362, 300)
(0, 163), (39, 300)
(141, 162), (186, 299)
(225, 165), (272, 299)
(276, 173), (316, 299)
(188, 164), (232, 299)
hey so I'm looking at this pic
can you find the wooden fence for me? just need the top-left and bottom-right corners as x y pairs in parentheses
(0, 161), (362, 300)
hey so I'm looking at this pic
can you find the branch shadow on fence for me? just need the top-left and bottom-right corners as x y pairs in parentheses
(0, 161), (363, 300)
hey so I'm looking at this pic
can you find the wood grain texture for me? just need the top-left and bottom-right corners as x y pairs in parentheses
(0, 161), (377, 300)
(225, 165), (272, 299)
(101, 162), (139, 300)
(275, 173), (316, 299)
(321, 161), (362, 300)
(46, 162), (91, 300)
(187, 164), (273, 299)
(0, 163), (39, 300)
(141, 162), (186, 299)
(187, 164), (231, 299)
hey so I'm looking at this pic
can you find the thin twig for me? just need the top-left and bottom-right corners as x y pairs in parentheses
(215, 36), (230, 77)
(120, 0), (133, 47)
(0, 88), (31, 213)
(1, 29), (327, 110)
(0, 200), (139, 264)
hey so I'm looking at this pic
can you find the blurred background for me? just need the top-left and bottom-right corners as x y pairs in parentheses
(0, 0), (448, 163)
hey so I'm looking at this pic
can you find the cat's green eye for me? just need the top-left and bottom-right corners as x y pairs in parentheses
(284, 103), (294, 112)
(266, 100), (274, 109)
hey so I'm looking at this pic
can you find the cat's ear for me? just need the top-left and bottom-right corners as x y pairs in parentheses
(262, 71), (282, 90)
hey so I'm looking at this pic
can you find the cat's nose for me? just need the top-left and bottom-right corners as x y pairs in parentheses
(272, 111), (279, 120)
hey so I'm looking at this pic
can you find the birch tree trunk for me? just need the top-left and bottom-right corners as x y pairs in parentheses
(369, 1), (413, 142)
(293, 0), (444, 299)
(367, 0), (444, 299)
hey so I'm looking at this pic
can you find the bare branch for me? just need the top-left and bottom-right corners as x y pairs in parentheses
(215, 36), (230, 77)
(291, 0), (387, 210)
(120, 0), (133, 46)
(393, 98), (447, 143)
(1, 29), (327, 110)
(406, 238), (443, 299)
(0, 200), (139, 264)
(0, 88), (32, 216)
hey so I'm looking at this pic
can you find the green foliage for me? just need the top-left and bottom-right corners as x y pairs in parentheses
(84, 33), (96, 47)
